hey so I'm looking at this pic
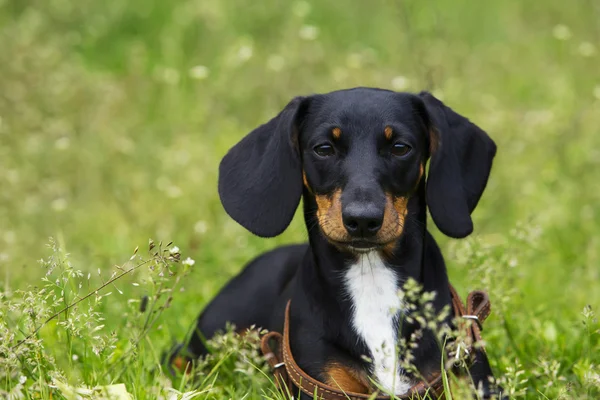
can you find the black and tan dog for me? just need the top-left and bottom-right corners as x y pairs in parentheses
(175, 88), (500, 397)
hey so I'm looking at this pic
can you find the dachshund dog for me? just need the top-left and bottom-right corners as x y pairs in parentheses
(176, 88), (499, 398)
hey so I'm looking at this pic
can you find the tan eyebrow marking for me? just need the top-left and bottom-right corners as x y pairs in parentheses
(384, 126), (393, 140)
(332, 127), (342, 139)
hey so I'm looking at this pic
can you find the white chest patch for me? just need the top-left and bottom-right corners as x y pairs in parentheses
(344, 253), (412, 395)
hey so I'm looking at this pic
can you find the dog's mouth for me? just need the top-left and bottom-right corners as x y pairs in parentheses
(328, 239), (391, 254)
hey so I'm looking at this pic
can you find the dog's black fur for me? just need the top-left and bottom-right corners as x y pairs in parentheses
(181, 88), (498, 397)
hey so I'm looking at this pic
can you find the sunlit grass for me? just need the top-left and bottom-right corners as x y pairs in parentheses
(1, 0), (599, 398)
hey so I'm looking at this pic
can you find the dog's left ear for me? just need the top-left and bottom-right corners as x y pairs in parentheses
(417, 91), (496, 239)
(218, 96), (307, 238)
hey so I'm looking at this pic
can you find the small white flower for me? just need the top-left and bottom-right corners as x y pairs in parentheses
(189, 65), (209, 80)
(391, 76), (409, 91)
(552, 24), (572, 40)
(194, 220), (208, 234)
(55, 137), (71, 150)
(237, 45), (254, 62)
(170, 246), (180, 254)
(299, 25), (319, 40)
(166, 185), (182, 198)
(182, 257), (195, 266)
(51, 198), (68, 212)
(19, 375), (27, 384)
(509, 258), (518, 268)
(72, 354), (79, 361)
(578, 42), (596, 57)
(132, 282), (139, 286)
(292, 1), (311, 17)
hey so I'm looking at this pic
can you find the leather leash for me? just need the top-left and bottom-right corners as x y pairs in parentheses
(260, 284), (492, 400)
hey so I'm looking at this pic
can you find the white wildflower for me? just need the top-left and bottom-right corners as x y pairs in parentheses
(182, 257), (195, 266)
(391, 76), (409, 91)
(194, 220), (208, 234)
(55, 137), (71, 150)
(552, 24), (572, 40)
(292, 1), (311, 18)
(189, 65), (209, 80)
(237, 45), (253, 62)
(578, 42), (596, 57)
(299, 25), (319, 40)
(51, 198), (68, 212)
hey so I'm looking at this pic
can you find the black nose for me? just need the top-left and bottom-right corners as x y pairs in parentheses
(342, 203), (384, 238)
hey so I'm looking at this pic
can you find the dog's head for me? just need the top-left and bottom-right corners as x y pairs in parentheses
(218, 88), (496, 253)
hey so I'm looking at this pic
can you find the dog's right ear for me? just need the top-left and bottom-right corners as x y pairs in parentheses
(417, 92), (496, 239)
(218, 97), (308, 237)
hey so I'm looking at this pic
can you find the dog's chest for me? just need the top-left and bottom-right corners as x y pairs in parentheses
(344, 254), (412, 395)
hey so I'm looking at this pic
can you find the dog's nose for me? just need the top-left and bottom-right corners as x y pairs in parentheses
(342, 203), (383, 238)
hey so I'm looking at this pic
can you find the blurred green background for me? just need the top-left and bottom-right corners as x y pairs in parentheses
(1, 0), (599, 398)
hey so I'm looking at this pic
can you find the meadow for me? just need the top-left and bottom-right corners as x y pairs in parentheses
(1, 0), (599, 398)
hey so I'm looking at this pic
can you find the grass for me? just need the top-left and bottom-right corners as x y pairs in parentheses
(1, 0), (599, 398)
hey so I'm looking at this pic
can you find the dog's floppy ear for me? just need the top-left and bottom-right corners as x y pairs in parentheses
(218, 97), (307, 237)
(418, 92), (496, 238)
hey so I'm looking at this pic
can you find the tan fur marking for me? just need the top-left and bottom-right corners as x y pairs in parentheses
(332, 127), (342, 139)
(324, 363), (371, 393)
(384, 126), (393, 140)
(418, 163), (424, 182)
(302, 170), (312, 192)
(316, 190), (409, 255)
(172, 356), (192, 374)
(382, 241), (397, 258)
(315, 189), (350, 243)
(378, 194), (409, 257)
(392, 196), (409, 223)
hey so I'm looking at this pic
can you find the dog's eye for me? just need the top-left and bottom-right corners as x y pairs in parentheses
(391, 142), (412, 157)
(314, 144), (335, 157)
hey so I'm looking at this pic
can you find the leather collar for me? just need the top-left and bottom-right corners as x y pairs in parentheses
(260, 284), (491, 399)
